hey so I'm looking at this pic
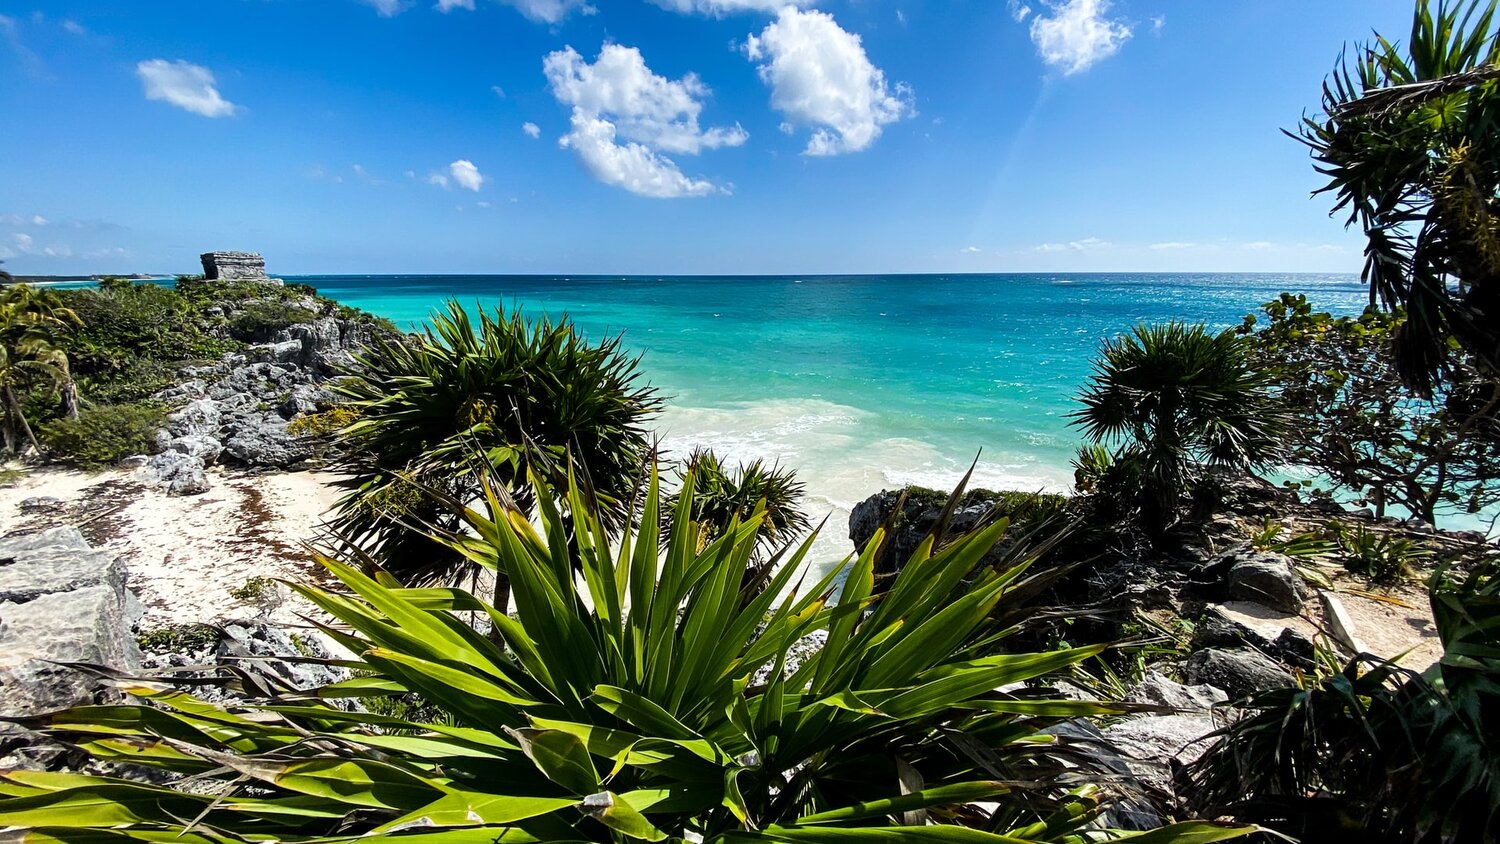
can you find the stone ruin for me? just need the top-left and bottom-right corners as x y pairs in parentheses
(199, 251), (282, 285)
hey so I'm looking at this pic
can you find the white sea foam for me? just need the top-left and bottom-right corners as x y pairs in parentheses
(651, 398), (1076, 583)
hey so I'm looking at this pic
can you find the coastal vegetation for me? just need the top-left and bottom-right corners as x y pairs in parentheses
(326, 299), (661, 596)
(4, 1), (1500, 842)
(1070, 321), (1283, 538)
(1241, 294), (1500, 525)
(0, 464), (1251, 842)
(1296, 0), (1500, 390)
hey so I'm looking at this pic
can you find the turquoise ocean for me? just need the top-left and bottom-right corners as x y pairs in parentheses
(292, 272), (1379, 565)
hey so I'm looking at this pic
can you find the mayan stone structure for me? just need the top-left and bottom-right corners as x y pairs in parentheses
(200, 251), (281, 284)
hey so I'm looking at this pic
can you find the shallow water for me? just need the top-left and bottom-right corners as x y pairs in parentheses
(295, 272), (1380, 569)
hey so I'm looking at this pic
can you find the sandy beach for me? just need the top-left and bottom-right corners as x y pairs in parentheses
(0, 466), (346, 628)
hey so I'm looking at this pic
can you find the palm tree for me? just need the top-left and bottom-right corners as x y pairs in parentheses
(1070, 322), (1283, 536)
(667, 447), (811, 591)
(327, 299), (661, 600)
(0, 284), (79, 456)
(1297, 0), (1500, 391)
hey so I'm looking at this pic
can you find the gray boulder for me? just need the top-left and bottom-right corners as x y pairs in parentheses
(18, 496), (65, 513)
(167, 398), (222, 438)
(1185, 648), (1293, 698)
(1226, 551), (1306, 613)
(222, 417), (314, 467)
(167, 434), (224, 466)
(1124, 671), (1227, 711)
(139, 451), (211, 496)
(0, 529), (141, 719)
(1100, 713), (1221, 778)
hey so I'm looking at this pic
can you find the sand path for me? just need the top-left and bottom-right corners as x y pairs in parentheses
(1, 466), (345, 628)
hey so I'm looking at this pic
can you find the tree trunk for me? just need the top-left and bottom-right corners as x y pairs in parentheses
(59, 379), (80, 420)
(3, 385), (41, 456)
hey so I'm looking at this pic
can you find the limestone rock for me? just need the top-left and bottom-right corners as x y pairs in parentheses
(167, 398), (222, 438)
(18, 496), (65, 513)
(167, 434), (223, 466)
(1124, 671), (1227, 711)
(0, 530), (141, 719)
(1225, 551), (1305, 613)
(1184, 647), (1293, 698)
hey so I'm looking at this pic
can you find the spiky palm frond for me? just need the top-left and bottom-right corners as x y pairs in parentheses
(668, 447), (811, 549)
(326, 299), (661, 585)
(1297, 0), (1500, 390)
(1070, 322), (1284, 533)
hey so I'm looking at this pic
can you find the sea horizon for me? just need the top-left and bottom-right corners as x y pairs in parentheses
(272, 270), (1417, 569)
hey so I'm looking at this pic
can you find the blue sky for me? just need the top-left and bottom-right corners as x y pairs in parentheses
(0, 0), (1410, 275)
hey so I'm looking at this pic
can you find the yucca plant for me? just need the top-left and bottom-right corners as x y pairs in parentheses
(0, 464), (1253, 842)
(326, 299), (661, 590)
(1071, 322), (1284, 537)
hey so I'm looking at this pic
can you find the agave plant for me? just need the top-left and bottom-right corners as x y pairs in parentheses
(1184, 557), (1500, 842)
(1070, 322), (1283, 536)
(326, 299), (660, 591)
(0, 464), (1252, 842)
(1298, 0), (1500, 389)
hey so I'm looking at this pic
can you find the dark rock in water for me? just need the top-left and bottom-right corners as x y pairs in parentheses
(1185, 647), (1293, 698)
(0, 528), (142, 721)
(200, 251), (280, 284)
(1224, 551), (1305, 613)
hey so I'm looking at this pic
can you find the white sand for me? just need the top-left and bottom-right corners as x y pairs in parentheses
(1, 466), (346, 628)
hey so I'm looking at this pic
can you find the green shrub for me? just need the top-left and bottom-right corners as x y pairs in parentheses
(226, 300), (319, 339)
(38, 402), (164, 467)
(1326, 522), (1430, 584)
(228, 575), (282, 612)
(286, 405), (359, 438)
(0, 463), (1256, 843)
(136, 623), (219, 652)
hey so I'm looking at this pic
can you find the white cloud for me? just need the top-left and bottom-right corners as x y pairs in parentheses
(960, 246), (982, 254)
(650, 0), (808, 15)
(135, 59), (239, 118)
(560, 112), (721, 198)
(363, 0), (409, 16)
(62, 19), (86, 35)
(503, 0), (593, 23)
(1151, 15), (1165, 34)
(437, 0), (475, 9)
(522, 121), (542, 138)
(1149, 241), (1194, 250)
(428, 172), (449, 188)
(545, 44), (747, 155)
(1035, 237), (1109, 252)
(477, 201), (492, 208)
(492, 85), (507, 99)
(745, 8), (912, 156)
(1024, 0), (1132, 75)
(7, 232), (72, 258)
(1242, 241), (1273, 250)
(1008, 1), (1032, 22)
(404, 169), (417, 179)
(544, 43), (739, 197)
(449, 159), (485, 191)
